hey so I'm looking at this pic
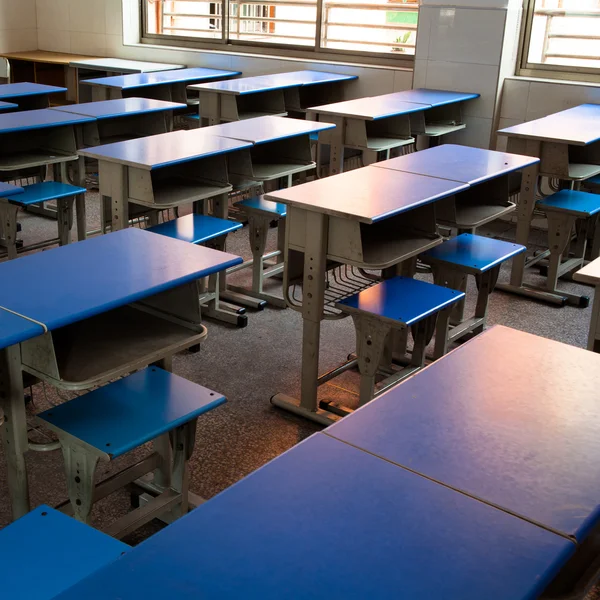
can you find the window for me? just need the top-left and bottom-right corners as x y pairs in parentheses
(520, 0), (600, 80)
(142, 0), (418, 61)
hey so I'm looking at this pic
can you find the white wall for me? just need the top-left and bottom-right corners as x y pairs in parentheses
(0, 0), (38, 53)
(35, 0), (414, 99)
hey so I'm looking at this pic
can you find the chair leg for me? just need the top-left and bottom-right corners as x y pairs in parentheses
(472, 267), (499, 336)
(546, 214), (577, 293)
(61, 442), (99, 525)
(353, 315), (392, 407)
(0, 204), (19, 259)
(433, 309), (452, 360)
(410, 319), (431, 368)
(276, 217), (286, 265)
(170, 419), (196, 518)
(433, 267), (467, 327)
(248, 215), (269, 295)
(57, 197), (74, 246)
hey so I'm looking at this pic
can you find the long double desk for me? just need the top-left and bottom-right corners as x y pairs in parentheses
(498, 104), (600, 305)
(0, 228), (241, 520)
(52, 325), (595, 600)
(81, 67), (242, 103)
(265, 145), (538, 424)
(188, 70), (357, 125)
(309, 88), (479, 175)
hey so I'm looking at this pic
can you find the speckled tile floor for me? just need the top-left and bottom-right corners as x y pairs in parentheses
(1, 192), (599, 597)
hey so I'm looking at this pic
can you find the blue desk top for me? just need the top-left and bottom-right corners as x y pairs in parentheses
(0, 108), (95, 134)
(328, 325), (600, 542)
(0, 309), (45, 349)
(188, 75), (300, 95)
(308, 95), (428, 120)
(203, 115), (335, 144)
(390, 88), (480, 107)
(265, 165), (469, 224)
(51, 97), (186, 119)
(53, 433), (574, 600)
(2, 505), (128, 600)
(0, 181), (24, 197)
(257, 70), (357, 87)
(80, 130), (251, 170)
(374, 144), (539, 185)
(82, 67), (241, 90)
(0, 100), (17, 111)
(498, 114), (600, 146)
(0, 228), (242, 331)
(0, 82), (67, 99)
(554, 104), (600, 121)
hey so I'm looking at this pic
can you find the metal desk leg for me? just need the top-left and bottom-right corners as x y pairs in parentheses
(328, 117), (345, 177)
(271, 211), (336, 425)
(0, 345), (30, 520)
(100, 161), (129, 232)
(496, 162), (568, 305)
(588, 286), (600, 353)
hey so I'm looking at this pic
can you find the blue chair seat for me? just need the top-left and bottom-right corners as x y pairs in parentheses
(537, 190), (600, 217)
(6, 181), (86, 206)
(336, 276), (465, 327)
(37, 367), (226, 459)
(235, 196), (287, 218)
(184, 114), (200, 120)
(421, 234), (526, 274)
(1, 505), (128, 600)
(586, 175), (600, 186)
(147, 214), (242, 245)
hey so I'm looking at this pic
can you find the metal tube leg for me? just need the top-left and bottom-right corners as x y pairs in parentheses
(75, 194), (87, 241)
(546, 215), (575, 294)
(170, 420), (196, 518)
(61, 443), (99, 524)
(57, 197), (74, 246)
(249, 215), (269, 294)
(0, 204), (19, 259)
(433, 309), (452, 360)
(472, 268), (496, 335)
(588, 286), (600, 353)
(0, 345), (30, 520)
(276, 217), (286, 265)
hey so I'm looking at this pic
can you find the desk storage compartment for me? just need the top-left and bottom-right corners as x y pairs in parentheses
(435, 175), (516, 229)
(569, 141), (600, 181)
(284, 83), (346, 114)
(0, 127), (78, 173)
(409, 103), (466, 137)
(126, 156), (232, 208)
(20, 283), (206, 390)
(288, 203), (442, 269)
(83, 113), (174, 146)
(199, 89), (287, 122)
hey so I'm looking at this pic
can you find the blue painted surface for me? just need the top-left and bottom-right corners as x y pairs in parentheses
(1, 505), (127, 600)
(0, 100), (17, 111)
(0, 182), (24, 197)
(191, 75), (300, 95)
(259, 70), (357, 87)
(52, 433), (575, 600)
(328, 325), (600, 542)
(38, 368), (226, 458)
(147, 214), (242, 245)
(498, 114), (600, 146)
(82, 67), (241, 90)
(0, 309), (44, 349)
(336, 275), (464, 325)
(587, 175), (600, 185)
(265, 166), (469, 224)
(51, 97), (186, 119)
(0, 228), (242, 330)
(538, 189), (600, 217)
(236, 196), (287, 217)
(204, 115), (335, 144)
(81, 130), (252, 170)
(392, 88), (480, 107)
(0, 82), (67, 99)
(374, 144), (539, 184)
(0, 108), (95, 134)
(310, 96), (428, 120)
(7, 181), (86, 206)
(421, 234), (526, 273)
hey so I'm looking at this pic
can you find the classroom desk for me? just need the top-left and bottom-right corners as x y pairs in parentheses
(1, 51), (102, 103)
(328, 325), (600, 545)
(373, 144), (539, 230)
(0, 101), (17, 111)
(70, 58), (186, 102)
(574, 257), (600, 352)
(307, 96), (427, 175)
(0, 82), (68, 111)
(51, 97), (186, 145)
(497, 108), (600, 305)
(79, 130), (252, 230)
(81, 67), (241, 103)
(0, 227), (241, 520)
(52, 433), (574, 600)
(266, 165), (469, 424)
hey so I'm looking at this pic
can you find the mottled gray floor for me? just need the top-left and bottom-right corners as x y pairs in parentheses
(1, 193), (598, 596)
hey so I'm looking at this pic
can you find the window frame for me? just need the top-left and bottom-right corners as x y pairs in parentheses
(517, 0), (600, 83)
(140, 0), (418, 69)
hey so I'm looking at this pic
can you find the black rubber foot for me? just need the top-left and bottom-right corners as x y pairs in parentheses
(188, 344), (201, 354)
(235, 306), (247, 315)
(256, 300), (268, 311)
(579, 296), (591, 308)
(237, 314), (249, 328)
(539, 266), (548, 277)
(130, 492), (140, 509)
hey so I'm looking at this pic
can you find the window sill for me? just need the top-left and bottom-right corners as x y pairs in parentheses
(509, 74), (600, 88)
